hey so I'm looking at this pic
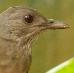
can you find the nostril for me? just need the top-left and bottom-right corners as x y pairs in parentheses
(48, 19), (55, 24)
(49, 21), (54, 23)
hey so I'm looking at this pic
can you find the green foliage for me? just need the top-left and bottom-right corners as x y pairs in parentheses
(47, 58), (74, 73)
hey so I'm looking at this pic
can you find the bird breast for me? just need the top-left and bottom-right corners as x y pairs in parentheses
(0, 38), (32, 73)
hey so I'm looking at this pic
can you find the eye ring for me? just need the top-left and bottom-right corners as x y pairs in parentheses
(24, 14), (34, 23)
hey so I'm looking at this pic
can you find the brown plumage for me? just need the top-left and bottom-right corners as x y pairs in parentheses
(0, 6), (68, 73)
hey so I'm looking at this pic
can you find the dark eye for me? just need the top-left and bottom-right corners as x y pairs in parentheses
(24, 14), (34, 23)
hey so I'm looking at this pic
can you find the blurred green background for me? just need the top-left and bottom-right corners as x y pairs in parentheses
(0, 0), (74, 73)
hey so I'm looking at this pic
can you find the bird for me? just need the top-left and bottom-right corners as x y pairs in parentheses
(0, 6), (68, 73)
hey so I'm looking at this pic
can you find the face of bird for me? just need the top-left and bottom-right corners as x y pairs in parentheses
(1, 6), (69, 40)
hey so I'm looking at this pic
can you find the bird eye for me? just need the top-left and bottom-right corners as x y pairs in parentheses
(24, 14), (34, 23)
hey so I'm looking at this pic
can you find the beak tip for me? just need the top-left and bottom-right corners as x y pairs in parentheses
(47, 19), (70, 29)
(63, 24), (70, 29)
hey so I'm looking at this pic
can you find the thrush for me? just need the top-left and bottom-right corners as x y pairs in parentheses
(0, 6), (68, 73)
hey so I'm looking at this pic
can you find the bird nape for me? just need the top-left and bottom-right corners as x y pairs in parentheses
(0, 6), (69, 73)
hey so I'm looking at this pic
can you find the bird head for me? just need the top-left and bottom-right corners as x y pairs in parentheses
(0, 6), (69, 42)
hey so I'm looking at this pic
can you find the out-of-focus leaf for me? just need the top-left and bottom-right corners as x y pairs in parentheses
(46, 58), (74, 73)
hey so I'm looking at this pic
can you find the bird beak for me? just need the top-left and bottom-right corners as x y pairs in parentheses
(45, 19), (69, 29)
